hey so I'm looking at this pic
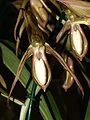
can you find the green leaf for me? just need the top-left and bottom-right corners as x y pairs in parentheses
(0, 74), (7, 89)
(0, 42), (30, 89)
(0, 39), (16, 50)
(46, 91), (62, 120)
(0, 43), (58, 120)
(39, 94), (54, 120)
(85, 98), (90, 120)
(19, 98), (30, 120)
(0, 42), (41, 94)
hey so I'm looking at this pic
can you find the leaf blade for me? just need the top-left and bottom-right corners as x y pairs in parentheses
(39, 95), (54, 120)
(0, 43), (30, 90)
(46, 91), (62, 120)
(85, 98), (90, 120)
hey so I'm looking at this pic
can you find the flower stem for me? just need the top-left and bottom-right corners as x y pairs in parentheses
(27, 81), (37, 120)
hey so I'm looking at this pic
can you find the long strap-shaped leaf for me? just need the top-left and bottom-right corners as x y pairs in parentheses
(19, 98), (30, 120)
(0, 42), (30, 90)
(85, 98), (90, 120)
(39, 94), (54, 120)
(46, 91), (62, 120)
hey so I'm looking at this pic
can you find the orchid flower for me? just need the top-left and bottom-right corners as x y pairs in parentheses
(8, 9), (84, 99)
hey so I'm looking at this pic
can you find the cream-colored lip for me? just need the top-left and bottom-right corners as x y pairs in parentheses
(34, 58), (47, 85)
(71, 23), (88, 61)
(71, 24), (83, 55)
(32, 45), (51, 91)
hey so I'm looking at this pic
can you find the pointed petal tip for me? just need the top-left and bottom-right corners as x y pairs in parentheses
(81, 88), (84, 96)
(62, 85), (68, 92)
(42, 87), (46, 92)
(44, 89), (46, 92)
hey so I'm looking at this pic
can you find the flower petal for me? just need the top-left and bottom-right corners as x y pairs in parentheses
(62, 57), (74, 91)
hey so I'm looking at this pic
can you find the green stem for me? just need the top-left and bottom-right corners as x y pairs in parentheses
(27, 81), (37, 120)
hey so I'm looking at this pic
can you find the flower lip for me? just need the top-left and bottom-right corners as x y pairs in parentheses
(71, 24), (83, 55)
(32, 45), (51, 91)
(34, 58), (47, 85)
(71, 23), (88, 60)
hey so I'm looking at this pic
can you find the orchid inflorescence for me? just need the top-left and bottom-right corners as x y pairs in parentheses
(9, 0), (90, 99)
